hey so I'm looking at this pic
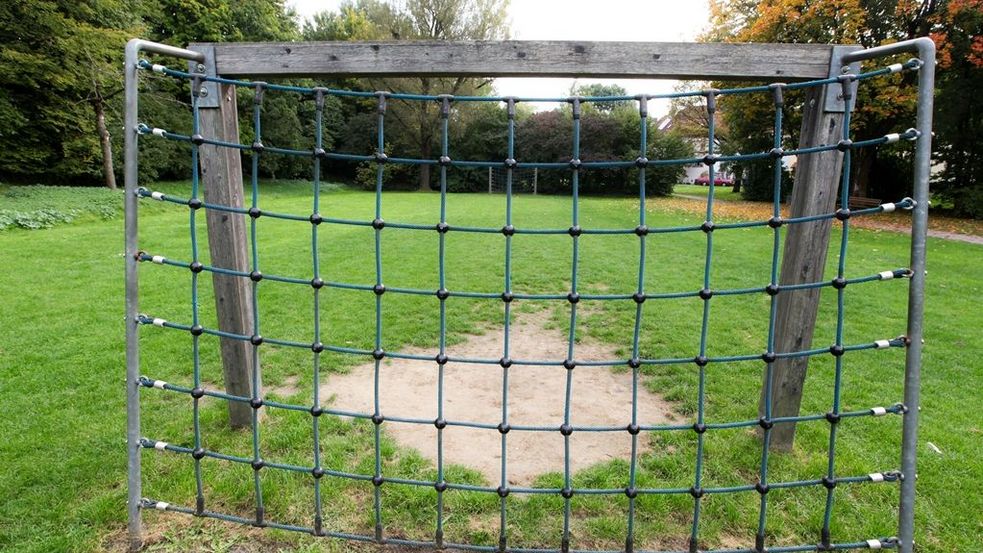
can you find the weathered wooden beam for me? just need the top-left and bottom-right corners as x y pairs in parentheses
(760, 85), (847, 450)
(197, 81), (261, 429)
(195, 40), (836, 81)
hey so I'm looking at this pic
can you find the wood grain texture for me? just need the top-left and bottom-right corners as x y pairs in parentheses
(199, 83), (261, 429)
(194, 40), (836, 81)
(760, 86), (846, 450)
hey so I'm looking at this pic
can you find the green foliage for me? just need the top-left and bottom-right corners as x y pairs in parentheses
(0, 185), (122, 230)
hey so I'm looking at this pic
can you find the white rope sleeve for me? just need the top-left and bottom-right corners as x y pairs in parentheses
(881, 202), (897, 213)
(151, 255), (165, 264)
(151, 128), (166, 137)
(154, 501), (170, 511)
(884, 133), (900, 144)
(154, 441), (169, 450)
(868, 472), (885, 483)
(152, 379), (167, 389)
(888, 63), (904, 74)
(150, 191), (165, 201)
(151, 63), (166, 73)
(151, 317), (167, 327)
(866, 538), (883, 549)
(875, 339), (891, 349)
(879, 270), (896, 280)
(872, 406), (888, 416)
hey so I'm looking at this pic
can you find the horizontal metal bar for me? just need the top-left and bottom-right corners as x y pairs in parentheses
(193, 40), (837, 80)
(127, 38), (205, 63)
(840, 37), (934, 64)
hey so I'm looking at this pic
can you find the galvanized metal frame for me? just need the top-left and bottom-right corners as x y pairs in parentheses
(124, 37), (934, 553)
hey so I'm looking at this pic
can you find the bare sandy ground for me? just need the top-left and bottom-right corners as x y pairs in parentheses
(282, 308), (674, 485)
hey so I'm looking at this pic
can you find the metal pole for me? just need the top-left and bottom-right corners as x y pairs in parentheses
(488, 166), (493, 194)
(533, 167), (538, 195)
(124, 38), (205, 552)
(844, 37), (935, 553)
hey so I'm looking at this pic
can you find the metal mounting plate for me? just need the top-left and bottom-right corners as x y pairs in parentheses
(824, 45), (863, 113)
(188, 44), (219, 109)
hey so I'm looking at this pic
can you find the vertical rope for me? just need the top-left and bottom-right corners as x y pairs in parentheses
(372, 91), (387, 543)
(311, 87), (327, 536)
(434, 94), (452, 548)
(248, 81), (266, 528)
(189, 74), (205, 517)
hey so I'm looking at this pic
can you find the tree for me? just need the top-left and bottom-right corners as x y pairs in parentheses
(307, 0), (511, 191)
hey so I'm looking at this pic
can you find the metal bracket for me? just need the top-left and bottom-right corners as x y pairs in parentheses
(187, 44), (219, 108)
(824, 45), (863, 113)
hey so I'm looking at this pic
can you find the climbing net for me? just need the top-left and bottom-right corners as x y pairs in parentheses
(131, 55), (926, 553)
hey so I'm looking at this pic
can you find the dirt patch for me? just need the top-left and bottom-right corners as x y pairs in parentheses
(291, 308), (673, 485)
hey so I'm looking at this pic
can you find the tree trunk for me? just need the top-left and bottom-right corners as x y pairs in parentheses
(93, 97), (117, 190)
(418, 139), (432, 191)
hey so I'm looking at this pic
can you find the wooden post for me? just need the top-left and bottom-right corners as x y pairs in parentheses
(198, 81), (260, 428)
(760, 85), (847, 450)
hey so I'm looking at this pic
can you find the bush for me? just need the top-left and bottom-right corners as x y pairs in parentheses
(0, 185), (122, 231)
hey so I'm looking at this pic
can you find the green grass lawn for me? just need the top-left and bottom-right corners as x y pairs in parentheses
(0, 181), (980, 552)
(673, 184), (743, 202)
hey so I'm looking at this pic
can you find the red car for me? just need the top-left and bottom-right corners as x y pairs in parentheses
(694, 175), (735, 186)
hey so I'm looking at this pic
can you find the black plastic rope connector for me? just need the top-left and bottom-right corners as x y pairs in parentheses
(702, 154), (717, 167)
(765, 284), (780, 296)
(252, 82), (266, 105)
(635, 156), (649, 168)
(309, 213), (322, 225)
(497, 485), (510, 497)
(755, 533), (765, 553)
(372, 218), (385, 230)
(313, 147), (327, 159)
(689, 485), (704, 498)
(310, 405), (323, 417)
(190, 324), (204, 336)
(438, 95), (452, 118)
(313, 87), (326, 110)
(371, 413), (384, 425)
(372, 348), (385, 360)
(312, 341), (325, 353)
(638, 95), (648, 118)
(436, 222), (450, 234)
(248, 206), (262, 219)
(837, 73), (855, 102)
(497, 422), (510, 434)
(559, 424), (573, 436)
(372, 474), (384, 486)
(632, 292), (646, 304)
(192, 447), (206, 460)
(504, 158), (517, 169)
(374, 152), (388, 164)
(693, 422), (707, 434)
(438, 155), (451, 166)
(822, 476), (837, 489)
(434, 418), (447, 429)
(567, 292), (580, 304)
(701, 221), (715, 233)
(499, 357), (512, 368)
(627, 423), (640, 435)
(373, 284), (386, 296)
(634, 225), (649, 237)
(254, 506), (266, 528)
(563, 359), (577, 370)
(560, 487), (574, 499)
(375, 92), (387, 114)
(755, 481), (769, 495)
(568, 225), (582, 237)
(699, 288), (713, 300)
(434, 480), (448, 492)
(625, 486), (638, 499)
(769, 147), (784, 159)
(826, 411), (841, 424)
(694, 355), (709, 367)
(758, 417), (774, 430)
(435, 353), (449, 365)
(249, 334), (263, 346)
(830, 344), (846, 357)
(190, 261), (204, 274)
(762, 351), (777, 363)
(690, 536), (700, 553)
(768, 216), (784, 228)
(835, 208), (851, 221)
(191, 134), (205, 145)
(832, 277), (848, 289)
(501, 225), (515, 236)
(820, 528), (833, 551)
(191, 74), (203, 96)
(436, 288), (450, 300)
(704, 88), (718, 113)
(569, 158), (582, 170)
(501, 291), (514, 303)
(249, 270), (263, 282)
(191, 387), (205, 399)
(505, 97), (516, 119)
(313, 514), (323, 536)
(251, 141), (265, 153)
(311, 277), (325, 289)
(251, 458), (265, 471)
(188, 197), (203, 210)
(570, 96), (582, 119)
(837, 139), (854, 152)
(250, 397), (264, 409)
(770, 82), (786, 107)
